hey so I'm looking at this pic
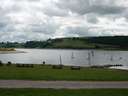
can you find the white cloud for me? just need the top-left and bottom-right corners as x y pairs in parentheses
(0, 0), (128, 42)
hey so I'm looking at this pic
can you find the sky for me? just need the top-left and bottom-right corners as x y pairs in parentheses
(0, 0), (128, 42)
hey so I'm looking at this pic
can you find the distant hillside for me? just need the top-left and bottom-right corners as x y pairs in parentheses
(46, 37), (119, 49)
(0, 36), (128, 50)
(89, 36), (128, 48)
(46, 38), (96, 49)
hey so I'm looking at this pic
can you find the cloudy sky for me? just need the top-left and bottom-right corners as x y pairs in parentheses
(0, 0), (128, 42)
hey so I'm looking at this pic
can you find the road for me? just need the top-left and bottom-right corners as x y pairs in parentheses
(0, 80), (128, 89)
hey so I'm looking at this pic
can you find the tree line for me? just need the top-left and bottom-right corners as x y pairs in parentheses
(0, 36), (128, 49)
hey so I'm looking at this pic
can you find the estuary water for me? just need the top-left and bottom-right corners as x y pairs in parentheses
(0, 49), (128, 67)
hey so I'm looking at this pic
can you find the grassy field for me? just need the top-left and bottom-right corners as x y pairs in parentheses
(46, 38), (119, 50)
(50, 38), (96, 49)
(0, 89), (128, 96)
(0, 65), (128, 81)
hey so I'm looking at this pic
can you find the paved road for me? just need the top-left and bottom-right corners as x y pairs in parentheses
(0, 80), (128, 89)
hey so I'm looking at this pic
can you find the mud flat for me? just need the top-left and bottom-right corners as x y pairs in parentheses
(0, 50), (25, 54)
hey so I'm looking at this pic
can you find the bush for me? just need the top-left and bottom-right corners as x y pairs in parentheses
(6, 61), (12, 66)
(52, 65), (63, 69)
(0, 60), (3, 66)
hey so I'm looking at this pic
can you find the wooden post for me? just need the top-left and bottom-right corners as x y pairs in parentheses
(88, 52), (91, 66)
(59, 55), (62, 65)
(71, 52), (75, 59)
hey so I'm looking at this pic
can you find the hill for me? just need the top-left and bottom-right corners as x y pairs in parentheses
(0, 36), (128, 50)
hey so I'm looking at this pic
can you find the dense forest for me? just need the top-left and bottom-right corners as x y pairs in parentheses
(0, 36), (128, 49)
(89, 36), (128, 48)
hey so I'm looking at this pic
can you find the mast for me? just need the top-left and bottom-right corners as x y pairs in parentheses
(59, 55), (62, 65)
(88, 52), (91, 66)
(71, 52), (75, 59)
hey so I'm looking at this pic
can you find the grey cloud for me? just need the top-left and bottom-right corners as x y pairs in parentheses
(90, 5), (126, 15)
(0, 21), (7, 30)
(0, 12), (15, 33)
(29, 18), (60, 35)
(43, 6), (68, 16)
(0, 0), (128, 42)
(86, 14), (99, 24)
(63, 26), (100, 37)
(61, 23), (128, 37)
(0, 18), (15, 33)
(28, 0), (38, 1)
(56, 0), (126, 15)
(123, 9), (128, 20)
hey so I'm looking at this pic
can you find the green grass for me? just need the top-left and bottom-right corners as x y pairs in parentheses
(47, 38), (119, 50)
(0, 89), (128, 96)
(51, 38), (96, 49)
(0, 65), (128, 81)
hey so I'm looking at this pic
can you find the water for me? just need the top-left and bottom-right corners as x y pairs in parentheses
(0, 48), (128, 67)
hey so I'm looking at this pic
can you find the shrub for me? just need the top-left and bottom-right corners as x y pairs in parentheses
(0, 60), (3, 66)
(6, 61), (12, 66)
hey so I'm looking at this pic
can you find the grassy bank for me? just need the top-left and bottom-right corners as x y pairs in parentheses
(0, 89), (128, 96)
(0, 48), (15, 51)
(48, 38), (96, 49)
(0, 65), (128, 81)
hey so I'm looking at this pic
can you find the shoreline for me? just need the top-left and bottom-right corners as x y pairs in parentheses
(16, 47), (128, 51)
(0, 50), (26, 54)
(1, 47), (128, 51)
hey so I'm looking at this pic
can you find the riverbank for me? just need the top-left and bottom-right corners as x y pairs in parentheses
(0, 48), (25, 54)
(0, 89), (127, 96)
(0, 65), (128, 81)
(0, 48), (15, 51)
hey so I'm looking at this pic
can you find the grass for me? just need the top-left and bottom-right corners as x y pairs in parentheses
(0, 65), (128, 81)
(0, 89), (128, 96)
(50, 38), (96, 49)
(47, 38), (119, 50)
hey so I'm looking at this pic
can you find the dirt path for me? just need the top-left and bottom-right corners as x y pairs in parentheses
(0, 80), (128, 89)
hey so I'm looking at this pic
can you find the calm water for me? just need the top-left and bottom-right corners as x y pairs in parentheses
(0, 49), (128, 67)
